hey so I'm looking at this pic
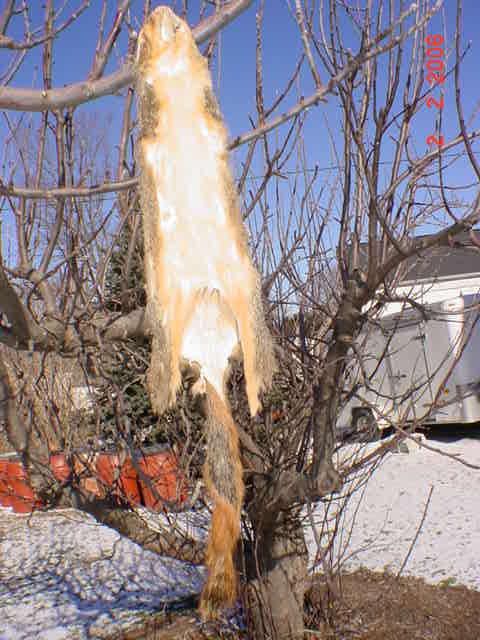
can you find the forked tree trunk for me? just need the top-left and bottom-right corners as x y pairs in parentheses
(242, 514), (308, 639)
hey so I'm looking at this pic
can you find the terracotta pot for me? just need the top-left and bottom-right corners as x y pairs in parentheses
(7, 460), (35, 498)
(96, 452), (141, 505)
(50, 453), (72, 483)
(7, 495), (39, 514)
(137, 449), (187, 512)
(0, 458), (12, 508)
(0, 456), (43, 513)
(73, 452), (104, 498)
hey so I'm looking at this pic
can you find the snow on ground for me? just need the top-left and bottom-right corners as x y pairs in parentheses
(305, 435), (480, 590)
(0, 508), (205, 639)
(0, 435), (479, 638)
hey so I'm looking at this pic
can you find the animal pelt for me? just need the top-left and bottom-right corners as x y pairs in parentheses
(135, 6), (276, 618)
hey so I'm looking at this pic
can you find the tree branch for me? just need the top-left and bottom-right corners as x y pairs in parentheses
(81, 499), (205, 565)
(0, 0), (15, 36)
(0, 0), (254, 111)
(0, 0), (442, 202)
(0, 262), (36, 344)
(0, 350), (28, 452)
(0, 176), (138, 200)
(0, 306), (151, 352)
(0, 1), (89, 51)
(88, 0), (132, 81)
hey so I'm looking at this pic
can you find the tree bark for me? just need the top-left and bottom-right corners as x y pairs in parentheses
(243, 514), (308, 640)
(80, 496), (205, 565)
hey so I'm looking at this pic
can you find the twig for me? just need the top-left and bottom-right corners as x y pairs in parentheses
(0, 0), (254, 111)
(396, 485), (434, 578)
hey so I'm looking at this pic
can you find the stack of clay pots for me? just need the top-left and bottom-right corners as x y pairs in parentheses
(0, 447), (188, 514)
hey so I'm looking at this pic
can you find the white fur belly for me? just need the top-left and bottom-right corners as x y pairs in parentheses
(181, 293), (238, 398)
(145, 115), (225, 220)
(143, 111), (252, 382)
(161, 217), (248, 294)
(145, 131), (250, 295)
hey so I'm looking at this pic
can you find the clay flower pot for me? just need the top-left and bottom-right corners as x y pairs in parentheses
(50, 452), (72, 483)
(0, 457), (12, 509)
(137, 448), (187, 512)
(73, 451), (104, 498)
(0, 455), (43, 513)
(96, 452), (141, 506)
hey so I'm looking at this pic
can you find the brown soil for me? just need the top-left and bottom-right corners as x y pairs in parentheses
(304, 568), (480, 640)
(106, 568), (480, 639)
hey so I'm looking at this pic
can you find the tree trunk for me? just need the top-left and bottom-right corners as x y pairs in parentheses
(242, 515), (308, 639)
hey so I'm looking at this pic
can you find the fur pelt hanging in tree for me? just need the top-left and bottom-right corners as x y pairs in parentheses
(135, 6), (276, 619)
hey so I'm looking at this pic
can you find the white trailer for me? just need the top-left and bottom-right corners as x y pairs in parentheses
(338, 293), (480, 434)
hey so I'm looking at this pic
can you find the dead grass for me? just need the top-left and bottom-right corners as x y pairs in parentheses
(107, 569), (480, 639)
(305, 568), (480, 639)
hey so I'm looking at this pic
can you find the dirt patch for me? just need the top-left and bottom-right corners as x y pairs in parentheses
(305, 568), (480, 639)
(105, 609), (243, 640)
(108, 569), (480, 639)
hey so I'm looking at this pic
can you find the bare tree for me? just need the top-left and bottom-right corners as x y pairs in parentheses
(1, 0), (479, 638)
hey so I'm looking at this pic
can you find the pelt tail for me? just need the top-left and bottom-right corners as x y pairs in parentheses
(199, 380), (244, 619)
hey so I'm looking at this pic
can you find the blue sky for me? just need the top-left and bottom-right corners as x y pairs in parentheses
(2, 1), (480, 253)
(6, 1), (479, 159)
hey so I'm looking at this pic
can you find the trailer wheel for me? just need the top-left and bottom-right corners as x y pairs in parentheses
(351, 408), (380, 442)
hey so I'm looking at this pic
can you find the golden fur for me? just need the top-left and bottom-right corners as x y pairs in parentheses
(135, 6), (275, 617)
(200, 380), (244, 617)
